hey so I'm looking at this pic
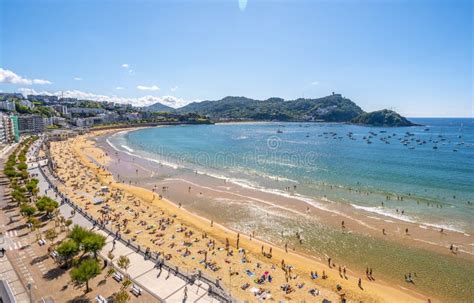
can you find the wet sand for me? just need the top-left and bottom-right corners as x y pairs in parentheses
(48, 128), (473, 302)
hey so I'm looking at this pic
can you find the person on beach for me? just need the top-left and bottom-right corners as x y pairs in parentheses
(358, 278), (362, 289)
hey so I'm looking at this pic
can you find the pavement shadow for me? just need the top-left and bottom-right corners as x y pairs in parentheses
(66, 294), (92, 303)
(43, 266), (67, 280)
(31, 254), (49, 265)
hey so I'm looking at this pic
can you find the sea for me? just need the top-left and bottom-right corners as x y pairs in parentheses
(106, 118), (474, 301)
(112, 118), (474, 233)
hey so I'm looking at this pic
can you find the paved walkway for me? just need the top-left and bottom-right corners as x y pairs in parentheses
(32, 158), (220, 302)
(0, 154), (30, 303)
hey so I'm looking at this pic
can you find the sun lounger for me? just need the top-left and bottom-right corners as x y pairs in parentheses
(257, 291), (271, 300)
(249, 287), (260, 294)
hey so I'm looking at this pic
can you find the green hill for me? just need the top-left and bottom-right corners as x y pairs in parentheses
(351, 109), (417, 127)
(144, 94), (416, 127)
(178, 94), (364, 122)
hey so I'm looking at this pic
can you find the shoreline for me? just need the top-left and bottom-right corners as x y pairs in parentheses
(98, 126), (473, 301)
(48, 127), (473, 302)
(102, 127), (473, 259)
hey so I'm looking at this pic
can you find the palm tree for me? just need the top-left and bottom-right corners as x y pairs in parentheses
(117, 255), (130, 274)
(45, 228), (58, 247)
(113, 290), (130, 303)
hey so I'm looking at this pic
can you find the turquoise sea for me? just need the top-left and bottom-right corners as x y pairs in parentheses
(106, 118), (474, 301)
(115, 118), (474, 234)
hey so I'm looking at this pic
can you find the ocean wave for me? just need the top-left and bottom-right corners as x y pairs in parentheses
(106, 136), (181, 169)
(121, 145), (134, 153)
(214, 175), (377, 230)
(350, 204), (466, 234)
(106, 138), (120, 151)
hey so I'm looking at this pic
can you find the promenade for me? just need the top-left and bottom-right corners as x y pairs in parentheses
(31, 140), (224, 303)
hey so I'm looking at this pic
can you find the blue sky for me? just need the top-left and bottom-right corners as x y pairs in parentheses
(0, 0), (472, 117)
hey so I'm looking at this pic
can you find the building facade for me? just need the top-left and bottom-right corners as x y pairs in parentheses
(18, 115), (45, 134)
(0, 101), (16, 112)
(0, 114), (20, 144)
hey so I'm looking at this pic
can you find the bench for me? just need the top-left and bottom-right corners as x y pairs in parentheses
(113, 272), (123, 282)
(131, 284), (142, 296)
(50, 250), (58, 259)
(95, 295), (107, 303)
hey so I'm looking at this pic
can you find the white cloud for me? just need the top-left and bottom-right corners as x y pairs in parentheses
(158, 96), (191, 108)
(74, 77), (83, 81)
(17, 88), (190, 108)
(311, 81), (319, 86)
(0, 68), (52, 85)
(115, 86), (124, 90)
(170, 85), (178, 92)
(137, 85), (160, 91)
(121, 64), (129, 68)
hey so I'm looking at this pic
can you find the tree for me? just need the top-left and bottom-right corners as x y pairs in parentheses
(82, 233), (106, 259)
(45, 228), (58, 247)
(69, 225), (90, 245)
(65, 219), (73, 230)
(56, 239), (79, 267)
(117, 255), (130, 273)
(26, 179), (39, 196)
(35, 196), (59, 216)
(4, 167), (16, 178)
(70, 258), (101, 293)
(121, 278), (132, 290)
(113, 289), (130, 303)
(27, 217), (41, 232)
(20, 203), (36, 217)
(17, 162), (28, 171)
(107, 251), (114, 263)
(11, 189), (27, 204)
(18, 170), (29, 180)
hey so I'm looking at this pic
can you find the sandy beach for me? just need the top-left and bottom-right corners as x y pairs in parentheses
(46, 128), (472, 302)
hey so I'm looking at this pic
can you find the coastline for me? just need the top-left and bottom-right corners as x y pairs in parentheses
(101, 127), (473, 258)
(96, 127), (474, 302)
(48, 127), (473, 302)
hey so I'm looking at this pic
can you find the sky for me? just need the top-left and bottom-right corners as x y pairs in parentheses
(0, 0), (472, 117)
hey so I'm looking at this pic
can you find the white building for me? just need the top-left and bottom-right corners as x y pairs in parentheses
(0, 101), (16, 112)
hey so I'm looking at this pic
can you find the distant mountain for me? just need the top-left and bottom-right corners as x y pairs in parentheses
(351, 109), (417, 127)
(142, 94), (416, 127)
(143, 102), (174, 112)
(178, 94), (364, 122)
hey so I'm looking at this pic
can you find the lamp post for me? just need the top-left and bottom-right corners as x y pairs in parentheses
(27, 282), (33, 303)
(229, 266), (232, 301)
